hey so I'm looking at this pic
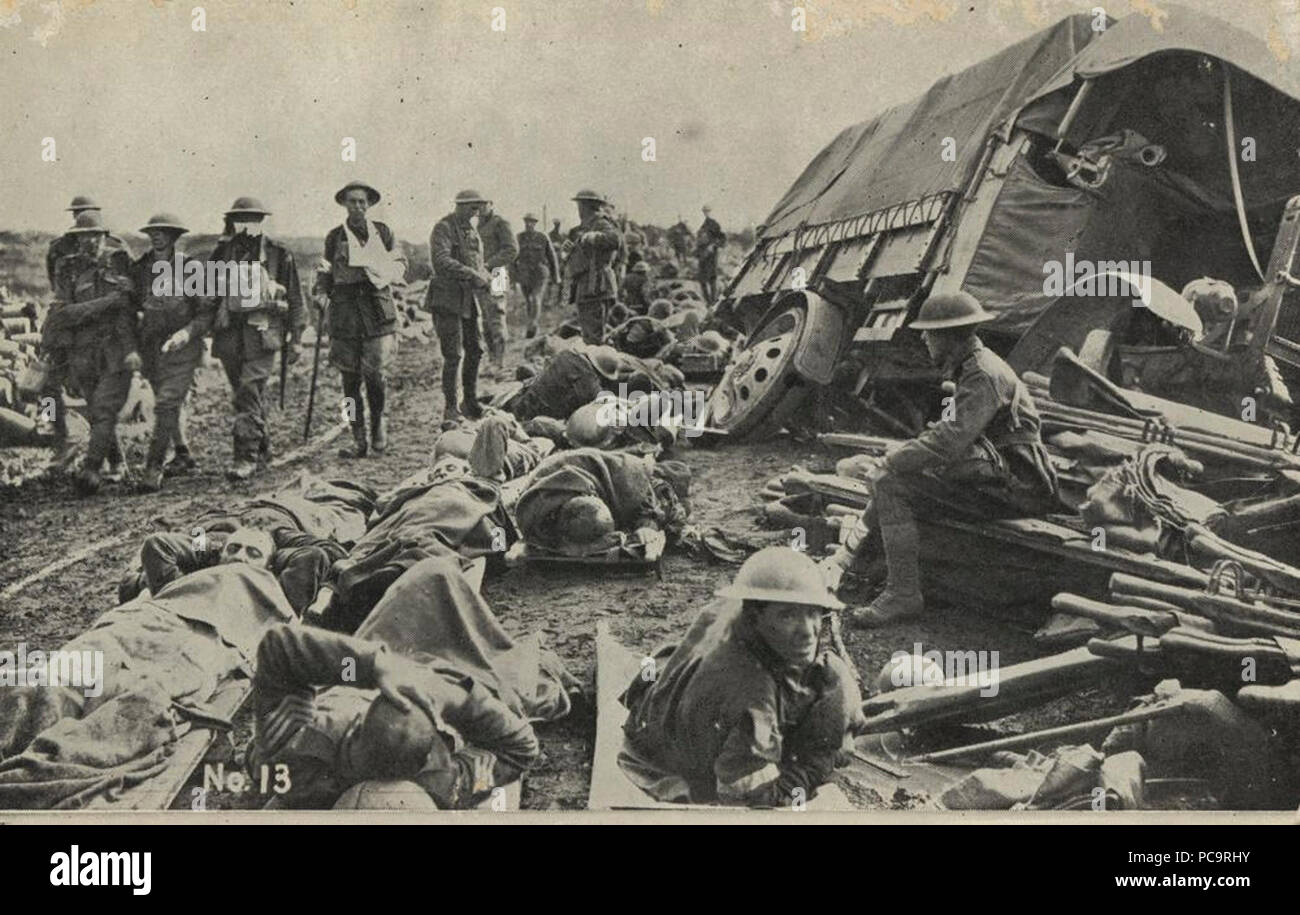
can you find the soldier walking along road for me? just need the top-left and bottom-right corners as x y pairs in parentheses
(318, 180), (405, 459)
(564, 189), (624, 345)
(209, 197), (305, 481)
(39, 210), (140, 496)
(475, 198), (518, 378)
(130, 213), (216, 493)
(695, 205), (726, 304)
(42, 196), (132, 475)
(426, 190), (493, 427)
(514, 213), (560, 339)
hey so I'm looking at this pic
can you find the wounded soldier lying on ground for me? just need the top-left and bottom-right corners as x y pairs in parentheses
(513, 448), (690, 558)
(620, 547), (862, 806)
(313, 453), (517, 632)
(429, 410), (550, 482)
(120, 474), (375, 614)
(249, 556), (574, 809)
(0, 561), (294, 809)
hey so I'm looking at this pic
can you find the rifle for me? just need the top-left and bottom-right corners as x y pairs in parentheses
(278, 320), (289, 410)
(303, 301), (324, 442)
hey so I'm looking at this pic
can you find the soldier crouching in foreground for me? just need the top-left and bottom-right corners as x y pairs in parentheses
(621, 546), (861, 807)
(820, 291), (1059, 626)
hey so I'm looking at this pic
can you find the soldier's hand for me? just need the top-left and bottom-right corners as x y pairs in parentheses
(285, 341), (302, 365)
(123, 351), (142, 372)
(474, 268), (492, 288)
(162, 327), (191, 353)
(373, 649), (440, 724)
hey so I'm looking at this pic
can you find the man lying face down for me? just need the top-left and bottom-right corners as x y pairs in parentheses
(248, 622), (538, 809)
(514, 448), (691, 557)
(621, 547), (862, 807)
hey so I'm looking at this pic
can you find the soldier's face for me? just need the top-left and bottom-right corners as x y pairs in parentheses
(233, 216), (264, 237)
(923, 329), (958, 365)
(344, 190), (369, 223)
(754, 601), (822, 667)
(146, 228), (174, 255)
(219, 528), (273, 568)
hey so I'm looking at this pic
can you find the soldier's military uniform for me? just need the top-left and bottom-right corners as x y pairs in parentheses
(667, 221), (693, 267)
(622, 597), (859, 806)
(426, 196), (491, 423)
(209, 206), (304, 477)
(514, 217), (560, 338)
(564, 194), (625, 345)
(824, 294), (1058, 625)
(319, 212), (399, 456)
(476, 208), (518, 372)
(695, 211), (727, 303)
(130, 243), (215, 482)
(42, 221), (138, 493)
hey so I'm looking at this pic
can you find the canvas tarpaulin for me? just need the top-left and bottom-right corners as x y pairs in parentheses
(758, 14), (1098, 242)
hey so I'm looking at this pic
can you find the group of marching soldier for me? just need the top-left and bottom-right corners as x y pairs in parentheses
(40, 185), (723, 496)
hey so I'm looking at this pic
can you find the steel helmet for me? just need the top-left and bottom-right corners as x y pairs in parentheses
(66, 195), (101, 213)
(523, 212), (538, 223)
(716, 546), (845, 609)
(571, 189), (609, 205)
(648, 299), (673, 320)
(67, 210), (109, 234)
(335, 180), (381, 205)
(586, 344), (624, 379)
(565, 400), (618, 448)
(557, 494), (616, 549)
(909, 291), (994, 330)
(333, 779), (439, 811)
(454, 189), (488, 205)
(696, 329), (728, 353)
(224, 196), (271, 218)
(139, 212), (189, 235)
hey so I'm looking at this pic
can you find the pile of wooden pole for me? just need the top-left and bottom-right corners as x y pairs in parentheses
(1023, 370), (1300, 474)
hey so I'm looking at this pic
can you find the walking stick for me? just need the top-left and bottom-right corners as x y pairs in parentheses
(303, 304), (324, 443)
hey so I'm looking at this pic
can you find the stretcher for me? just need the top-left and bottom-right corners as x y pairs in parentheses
(505, 531), (666, 581)
(589, 621), (855, 811)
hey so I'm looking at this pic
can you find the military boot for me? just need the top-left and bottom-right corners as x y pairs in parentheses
(226, 459), (257, 482)
(370, 413), (388, 455)
(73, 467), (102, 497)
(339, 423), (369, 459)
(851, 516), (923, 627)
(138, 465), (164, 493)
(164, 447), (198, 477)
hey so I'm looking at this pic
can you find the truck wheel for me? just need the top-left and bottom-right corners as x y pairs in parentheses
(705, 302), (812, 439)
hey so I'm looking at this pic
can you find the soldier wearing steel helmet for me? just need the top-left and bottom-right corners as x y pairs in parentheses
(563, 189), (625, 345)
(129, 212), (216, 492)
(40, 209), (140, 495)
(514, 213), (560, 339)
(621, 545), (862, 806)
(821, 291), (1058, 626)
(45, 195), (131, 290)
(426, 189), (494, 427)
(208, 196), (305, 481)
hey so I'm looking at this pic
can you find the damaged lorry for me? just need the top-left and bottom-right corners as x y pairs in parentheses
(706, 5), (1300, 440)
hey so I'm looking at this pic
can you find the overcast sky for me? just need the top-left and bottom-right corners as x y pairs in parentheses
(0, 0), (1290, 241)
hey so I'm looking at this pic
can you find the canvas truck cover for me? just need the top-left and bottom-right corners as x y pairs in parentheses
(757, 14), (1098, 244)
(1027, 3), (1300, 110)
